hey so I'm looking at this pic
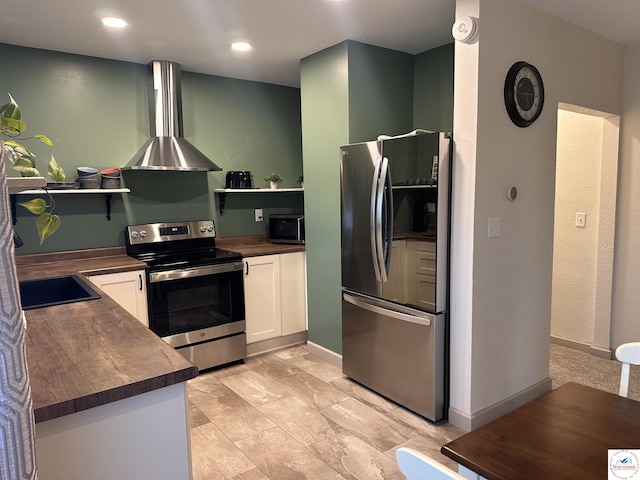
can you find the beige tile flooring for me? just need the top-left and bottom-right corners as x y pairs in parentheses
(188, 343), (464, 480)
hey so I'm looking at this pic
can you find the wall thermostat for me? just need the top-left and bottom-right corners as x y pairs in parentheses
(452, 16), (479, 44)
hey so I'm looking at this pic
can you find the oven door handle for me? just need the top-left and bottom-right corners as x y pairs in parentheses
(149, 261), (244, 283)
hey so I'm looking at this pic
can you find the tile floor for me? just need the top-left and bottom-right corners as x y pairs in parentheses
(188, 343), (463, 479)
(188, 342), (630, 479)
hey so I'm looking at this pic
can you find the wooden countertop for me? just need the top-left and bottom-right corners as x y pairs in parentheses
(393, 231), (437, 241)
(17, 237), (303, 423)
(15, 246), (147, 280)
(441, 382), (640, 480)
(15, 247), (198, 423)
(217, 235), (305, 257)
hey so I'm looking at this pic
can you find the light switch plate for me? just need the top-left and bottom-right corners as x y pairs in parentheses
(576, 212), (586, 228)
(255, 209), (263, 222)
(488, 217), (501, 238)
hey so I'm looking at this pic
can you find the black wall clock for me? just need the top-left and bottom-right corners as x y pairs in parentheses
(504, 61), (544, 128)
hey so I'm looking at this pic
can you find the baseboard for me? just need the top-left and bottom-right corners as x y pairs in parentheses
(246, 331), (308, 357)
(306, 341), (342, 369)
(550, 335), (613, 359)
(550, 335), (591, 352)
(448, 377), (552, 432)
(589, 345), (613, 359)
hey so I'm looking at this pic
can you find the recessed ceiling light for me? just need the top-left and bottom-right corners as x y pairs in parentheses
(101, 16), (128, 28)
(231, 42), (252, 52)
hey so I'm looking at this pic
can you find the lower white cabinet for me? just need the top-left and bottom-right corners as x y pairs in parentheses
(280, 251), (307, 336)
(384, 239), (407, 303)
(244, 254), (282, 343)
(244, 252), (307, 344)
(88, 270), (149, 326)
(36, 383), (191, 480)
(406, 240), (436, 310)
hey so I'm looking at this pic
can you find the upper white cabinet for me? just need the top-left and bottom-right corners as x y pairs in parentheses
(88, 270), (149, 326)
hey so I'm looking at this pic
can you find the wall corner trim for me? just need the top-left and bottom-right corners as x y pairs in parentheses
(448, 378), (552, 432)
(307, 341), (342, 369)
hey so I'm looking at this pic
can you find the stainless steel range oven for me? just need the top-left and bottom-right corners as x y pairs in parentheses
(125, 220), (246, 371)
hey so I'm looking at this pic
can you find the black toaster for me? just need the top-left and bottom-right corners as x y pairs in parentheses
(225, 171), (253, 189)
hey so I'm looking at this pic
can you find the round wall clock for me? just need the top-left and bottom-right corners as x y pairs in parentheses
(504, 61), (544, 128)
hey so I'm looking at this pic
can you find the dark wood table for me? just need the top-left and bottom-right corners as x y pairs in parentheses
(441, 382), (640, 479)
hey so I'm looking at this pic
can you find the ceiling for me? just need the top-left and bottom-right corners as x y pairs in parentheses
(0, 0), (638, 88)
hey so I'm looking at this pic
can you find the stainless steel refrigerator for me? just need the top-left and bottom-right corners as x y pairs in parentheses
(340, 131), (451, 422)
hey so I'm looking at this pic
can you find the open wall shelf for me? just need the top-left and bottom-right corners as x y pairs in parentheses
(214, 187), (303, 215)
(10, 188), (131, 222)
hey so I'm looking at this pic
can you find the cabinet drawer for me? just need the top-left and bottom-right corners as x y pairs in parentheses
(416, 251), (436, 275)
(416, 241), (436, 253)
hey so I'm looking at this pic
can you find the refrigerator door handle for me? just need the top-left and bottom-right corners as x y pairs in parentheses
(343, 292), (431, 327)
(375, 156), (389, 282)
(370, 156), (384, 282)
(382, 157), (393, 277)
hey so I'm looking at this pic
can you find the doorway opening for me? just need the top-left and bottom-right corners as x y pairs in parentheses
(550, 103), (620, 358)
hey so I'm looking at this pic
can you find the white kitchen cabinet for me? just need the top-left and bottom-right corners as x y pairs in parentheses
(406, 240), (436, 309)
(88, 270), (149, 326)
(280, 251), (307, 336)
(36, 382), (191, 480)
(384, 239), (406, 303)
(244, 255), (282, 343)
(244, 252), (307, 344)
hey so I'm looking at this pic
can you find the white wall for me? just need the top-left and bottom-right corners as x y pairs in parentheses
(450, 0), (623, 430)
(612, 45), (640, 345)
(551, 110), (602, 344)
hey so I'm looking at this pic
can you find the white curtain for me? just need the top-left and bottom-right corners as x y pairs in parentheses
(0, 141), (38, 479)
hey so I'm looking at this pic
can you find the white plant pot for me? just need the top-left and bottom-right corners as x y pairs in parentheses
(270, 181), (278, 190)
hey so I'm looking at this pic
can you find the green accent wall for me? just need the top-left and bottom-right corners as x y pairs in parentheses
(347, 42), (414, 142)
(301, 41), (453, 356)
(414, 43), (455, 132)
(300, 43), (350, 354)
(3, 40), (454, 355)
(0, 43), (303, 253)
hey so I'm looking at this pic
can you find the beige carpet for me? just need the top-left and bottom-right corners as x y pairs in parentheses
(550, 342), (640, 401)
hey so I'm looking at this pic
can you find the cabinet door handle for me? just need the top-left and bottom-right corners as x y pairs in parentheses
(245, 261), (249, 276)
(138, 274), (143, 291)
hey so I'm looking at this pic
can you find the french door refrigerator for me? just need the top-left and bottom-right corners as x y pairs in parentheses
(340, 131), (451, 421)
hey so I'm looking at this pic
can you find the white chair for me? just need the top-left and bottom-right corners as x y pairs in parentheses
(396, 447), (467, 480)
(615, 342), (640, 397)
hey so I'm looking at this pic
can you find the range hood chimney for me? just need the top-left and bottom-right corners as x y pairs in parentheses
(123, 60), (221, 171)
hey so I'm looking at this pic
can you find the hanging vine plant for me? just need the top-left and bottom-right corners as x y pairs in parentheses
(1, 94), (64, 243)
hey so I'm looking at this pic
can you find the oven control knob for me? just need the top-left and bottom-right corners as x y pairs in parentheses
(207, 225), (214, 232)
(139, 230), (147, 238)
(200, 226), (206, 233)
(130, 231), (138, 239)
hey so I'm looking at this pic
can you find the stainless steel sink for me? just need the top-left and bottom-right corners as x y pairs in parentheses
(19, 274), (101, 310)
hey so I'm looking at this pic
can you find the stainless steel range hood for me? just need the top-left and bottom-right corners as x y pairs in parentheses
(123, 61), (221, 171)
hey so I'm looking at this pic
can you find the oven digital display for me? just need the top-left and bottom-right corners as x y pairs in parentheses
(160, 226), (189, 236)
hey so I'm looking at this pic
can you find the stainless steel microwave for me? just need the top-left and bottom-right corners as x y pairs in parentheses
(268, 214), (305, 244)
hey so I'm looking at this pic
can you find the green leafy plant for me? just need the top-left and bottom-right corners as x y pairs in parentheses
(1, 94), (64, 243)
(264, 172), (283, 184)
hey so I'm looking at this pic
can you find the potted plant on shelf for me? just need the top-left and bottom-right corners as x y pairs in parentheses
(1, 94), (65, 243)
(264, 172), (283, 190)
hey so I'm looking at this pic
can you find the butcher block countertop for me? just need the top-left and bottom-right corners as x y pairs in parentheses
(217, 235), (305, 257)
(15, 247), (198, 423)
